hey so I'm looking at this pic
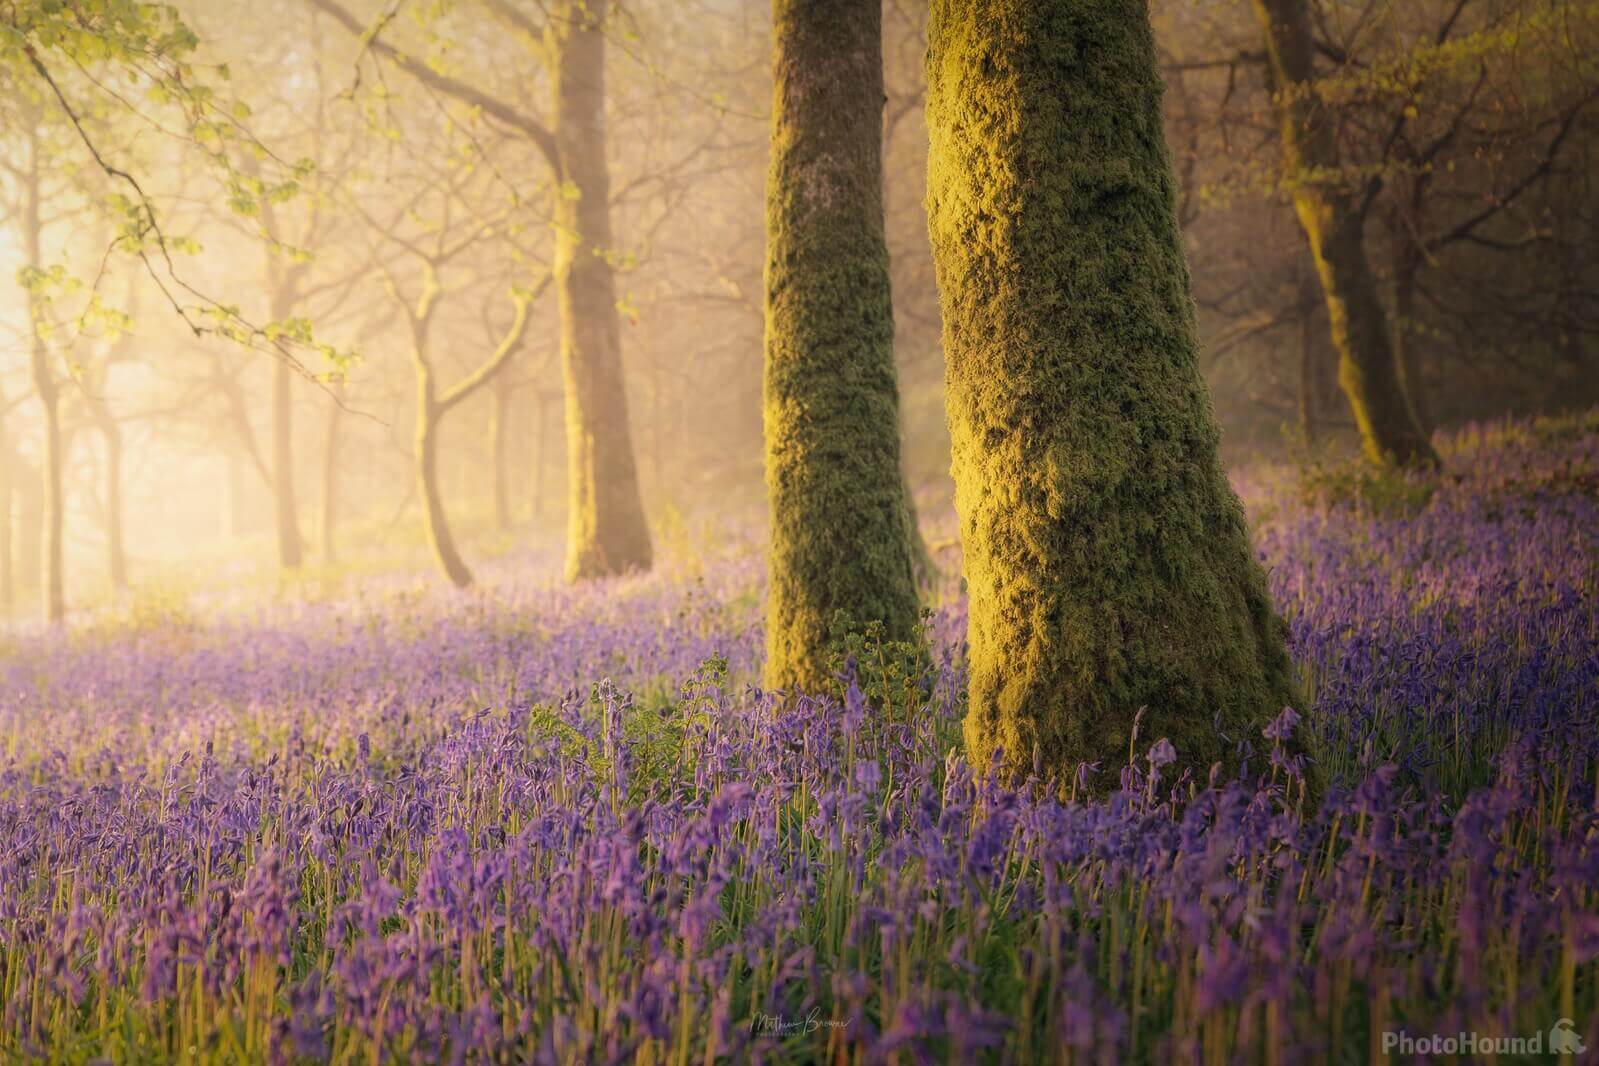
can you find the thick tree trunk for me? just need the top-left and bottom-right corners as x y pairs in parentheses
(321, 393), (341, 562)
(103, 421), (128, 590)
(926, 0), (1299, 783)
(549, 0), (653, 580)
(272, 356), (304, 568)
(1252, 0), (1436, 467)
(414, 373), (473, 588)
(762, 0), (923, 692)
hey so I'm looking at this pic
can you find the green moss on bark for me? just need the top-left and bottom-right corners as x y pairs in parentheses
(925, 0), (1300, 783)
(763, 0), (922, 693)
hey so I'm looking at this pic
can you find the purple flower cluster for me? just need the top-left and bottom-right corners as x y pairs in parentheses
(0, 413), (1594, 1061)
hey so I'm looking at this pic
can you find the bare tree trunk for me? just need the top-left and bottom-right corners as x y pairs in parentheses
(532, 390), (549, 520)
(273, 357), (304, 568)
(321, 392), (342, 562)
(1391, 246), (1432, 437)
(549, 0), (653, 579)
(0, 413), (12, 614)
(103, 421), (127, 590)
(491, 376), (511, 532)
(16, 456), (41, 608)
(415, 370), (473, 587)
(1298, 266), (1320, 443)
(23, 137), (63, 623)
(1253, 0), (1437, 467)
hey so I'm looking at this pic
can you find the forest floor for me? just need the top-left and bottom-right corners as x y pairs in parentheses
(0, 409), (1596, 1062)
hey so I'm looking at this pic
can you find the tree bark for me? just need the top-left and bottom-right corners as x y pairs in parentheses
(926, 0), (1299, 782)
(762, 0), (923, 692)
(548, 0), (653, 580)
(1252, 0), (1437, 467)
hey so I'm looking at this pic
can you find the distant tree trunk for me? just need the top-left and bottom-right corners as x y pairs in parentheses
(926, 0), (1298, 782)
(1298, 266), (1320, 443)
(548, 0), (653, 580)
(414, 370), (473, 588)
(321, 392), (342, 562)
(1252, 0), (1437, 467)
(16, 456), (41, 606)
(491, 375), (512, 532)
(23, 143), (63, 624)
(1390, 245), (1432, 437)
(272, 357), (304, 569)
(103, 421), (128, 590)
(763, 0), (922, 692)
(531, 388), (558, 521)
(0, 415), (12, 613)
(879, 79), (936, 598)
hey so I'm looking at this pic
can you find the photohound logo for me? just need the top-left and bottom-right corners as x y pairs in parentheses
(1552, 1018), (1588, 1056)
(1380, 1019), (1587, 1057)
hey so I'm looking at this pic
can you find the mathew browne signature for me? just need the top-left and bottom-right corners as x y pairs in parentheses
(750, 1008), (851, 1037)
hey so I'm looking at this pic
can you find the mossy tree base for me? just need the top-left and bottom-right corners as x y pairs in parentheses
(926, 0), (1300, 784)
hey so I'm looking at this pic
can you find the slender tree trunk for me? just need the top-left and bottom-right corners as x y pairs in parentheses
(926, 0), (1299, 782)
(763, 0), (922, 692)
(1298, 266), (1320, 443)
(23, 143), (63, 624)
(273, 356), (304, 568)
(16, 456), (41, 608)
(103, 421), (128, 590)
(549, 0), (652, 580)
(0, 415), (12, 614)
(1252, 0), (1436, 467)
(491, 376), (512, 532)
(321, 392), (342, 562)
(414, 369), (473, 587)
(1390, 247), (1432, 437)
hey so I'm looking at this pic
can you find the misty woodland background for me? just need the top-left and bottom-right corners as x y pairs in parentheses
(0, 0), (1593, 607)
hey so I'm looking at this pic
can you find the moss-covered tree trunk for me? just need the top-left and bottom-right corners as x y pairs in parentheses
(762, 0), (922, 692)
(925, 0), (1298, 782)
(549, 0), (653, 581)
(1252, 0), (1437, 467)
